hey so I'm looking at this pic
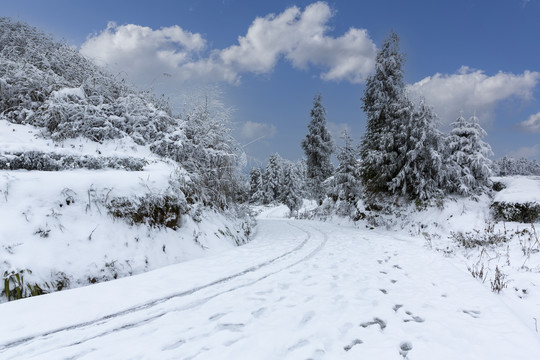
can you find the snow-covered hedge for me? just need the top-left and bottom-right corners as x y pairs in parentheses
(0, 151), (146, 171)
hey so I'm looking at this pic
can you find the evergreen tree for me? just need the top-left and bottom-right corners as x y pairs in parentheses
(262, 153), (284, 204)
(360, 32), (446, 201)
(333, 131), (361, 204)
(301, 94), (334, 205)
(360, 31), (409, 197)
(249, 167), (264, 204)
(390, 100), (446, 200)
(281, 162), (303, 215)
(447, 114), (493, 195)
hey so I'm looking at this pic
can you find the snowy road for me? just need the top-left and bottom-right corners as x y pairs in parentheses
(1, 217), (540, 359)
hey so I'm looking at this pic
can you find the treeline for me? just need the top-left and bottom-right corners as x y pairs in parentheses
(250, 32), (496, 216)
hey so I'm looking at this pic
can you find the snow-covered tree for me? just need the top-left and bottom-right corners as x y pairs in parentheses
(360, 31), (449, 201)
(390, 100), (447, 200)
(495, 156), (540, 176)
(360, 31), (410, 198)
(0, 18), (246, 212)
(249, 167), (265, 204)
(447, 114), (493, 195)
(332, 131), (361, 204)
(301, 94), (334, 204)
(262, 153), (284, 204)
(281, 162), (303, 215)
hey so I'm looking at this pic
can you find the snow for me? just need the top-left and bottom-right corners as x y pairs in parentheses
(493, 176), (540, 203)
(0, 120), (248, 303)
(0, 217), (539, 359)
(0, 121), (155, 158)
(52, 87), (86, 100)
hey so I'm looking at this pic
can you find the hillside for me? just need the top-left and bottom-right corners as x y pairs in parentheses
(0, 18), (252, 302)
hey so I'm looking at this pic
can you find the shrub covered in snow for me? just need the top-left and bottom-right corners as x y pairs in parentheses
(0, 151), (146, 171)
(491, 201), (540, 223)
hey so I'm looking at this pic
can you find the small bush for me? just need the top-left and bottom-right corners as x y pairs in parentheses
(107, 194), (187, 230)
(490, 266), (508, 293)
(451, 223), (508, 248)
(491, 201), (540, 223)
(492, 181), (506, 192)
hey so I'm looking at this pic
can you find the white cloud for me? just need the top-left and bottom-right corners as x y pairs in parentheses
(80, 2), (376, 86)
(518, 111), (540, 133)
(508, 144), (540, 159)
(407, 66), (540, 125)
(80, 22), (206, 85)
(239, 121), (277, 140)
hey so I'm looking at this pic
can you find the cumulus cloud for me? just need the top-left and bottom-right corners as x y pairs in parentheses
(407, 66), (540, 125)
(239, 121), (277, 140)
(80, 2), (376, 86)
(517, 111), (540, 133)
(80, 22), (206, 84)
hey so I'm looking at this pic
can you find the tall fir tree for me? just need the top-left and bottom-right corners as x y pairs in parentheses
(447, 113), (493, 195)
(360, 32), (445, 201)
(281, 162), (303, 215)
(360, 31), (409, 197)
(262, 153), (284, 204)
(249, 167), (264, 204)
(301, 93), (334, 205)
(390, 100), (447, 200)
(333, 130), (361, 204)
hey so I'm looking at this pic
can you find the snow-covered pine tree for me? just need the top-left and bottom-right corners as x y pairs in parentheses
(447, 113), (493, 195)
(361, 32), (447, 202)
(360, 31), (409, 198)
(281, 162), (303, 215)
(333, 130), (361, 204)
(301, 94), (334, 205)
(249, 167), (265, 204)
(390, 100), (446, 200)
(262, 153), (284, 204)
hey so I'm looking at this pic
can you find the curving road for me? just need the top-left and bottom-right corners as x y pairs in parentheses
(1, 218), (539, 359)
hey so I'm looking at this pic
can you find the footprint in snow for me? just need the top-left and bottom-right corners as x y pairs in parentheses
(390, 279), (398, 284)
(377, 259), (383, 264)
(299, 311), (315, 326)
(379, 288), (388, 294)
(462, 309), (481, 318)
(360, 317), (386, 330)
(393, 304), (403, 312)
(399, 341), (413, 358)
(403, 310), (425, 323)
(344, 339), (363, 351)
(251, 307), (266, 318)
(393, 264), (403, 270)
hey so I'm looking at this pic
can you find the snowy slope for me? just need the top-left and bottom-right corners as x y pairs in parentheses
(0, 121), (250, 302)
(0, 217), (539, 359)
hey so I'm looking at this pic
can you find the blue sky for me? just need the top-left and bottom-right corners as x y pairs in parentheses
(3, 0), (540, 165)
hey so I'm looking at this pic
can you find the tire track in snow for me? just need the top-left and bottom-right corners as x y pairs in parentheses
(0, 221), (327, 356)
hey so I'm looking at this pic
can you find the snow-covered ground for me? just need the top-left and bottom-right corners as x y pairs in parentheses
(0, 121), (249, 302)
(1, 208), (539, 359)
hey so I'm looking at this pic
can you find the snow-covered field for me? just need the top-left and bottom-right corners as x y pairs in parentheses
(1, 206), (540, 359)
